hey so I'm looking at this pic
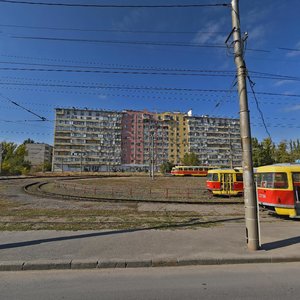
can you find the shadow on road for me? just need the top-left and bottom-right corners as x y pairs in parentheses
(0, 217), (243, 250)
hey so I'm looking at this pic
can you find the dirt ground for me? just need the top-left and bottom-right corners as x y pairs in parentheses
(75, 176), (207, 189)
(0, 176), (288, 231)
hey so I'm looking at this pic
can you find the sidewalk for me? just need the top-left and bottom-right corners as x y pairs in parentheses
(0, 222), (299, 271)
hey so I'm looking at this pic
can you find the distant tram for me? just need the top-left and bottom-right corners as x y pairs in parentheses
(171, 166), (211, 177)
(206, 169), (244, 196)
(256, 164), (300, 218)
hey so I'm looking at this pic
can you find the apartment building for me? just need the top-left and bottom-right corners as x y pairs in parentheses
(143, 112), (169, 166)
(121, 110), (169, 167)
(53, 107), (242, 171)
(187, 115), (242, 167)
(53, 108), (122, 172)
(158, 112), (189, 165)
(25, 143), (53, 168)
(121, 110), (145, 165)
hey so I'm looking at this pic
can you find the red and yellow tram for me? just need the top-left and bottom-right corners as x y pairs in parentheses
(171, 166), (211, 177)
(256, 164), (300, 218)
(206, 169), (244, 196)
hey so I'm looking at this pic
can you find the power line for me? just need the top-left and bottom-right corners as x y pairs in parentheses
(11, 35), (271, 53)
(0, 66), (238, 77)
(0, 130), (52, 135)
(0, 60), (298, 82)
(1, 78), (300, 98)
(247, 76), (272, 139)
(0, 93), (48, 120)
(12, 35), (231, 49)
(2, 65), (295, 81)
(278, 47), (300, 52)
(0, 1), (230, 8)
(0, 23), (227, 35)
(1, 85), (299, 109)
(0, 60), (237, 74)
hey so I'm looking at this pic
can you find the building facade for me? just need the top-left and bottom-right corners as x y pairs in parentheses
(25, 143), (53, 169)
(158, 112), (189, 165)
(121, 110), (169, 168)
(53, 108), (122, 172)
(187, 116), (242, 167)
(53, 107), (242, 172)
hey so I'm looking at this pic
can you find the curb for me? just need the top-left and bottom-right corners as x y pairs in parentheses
(1, 256), (300, 271)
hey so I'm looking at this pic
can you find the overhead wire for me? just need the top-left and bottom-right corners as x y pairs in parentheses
(0, 93), (48, 120)
(0, 1), (230, 8)
(247, 75), (272, 139)
(11, 35), (271, 53)
(0, 23), (228, 35)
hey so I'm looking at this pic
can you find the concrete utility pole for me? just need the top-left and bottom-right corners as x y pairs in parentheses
(231, 0), (260, 250)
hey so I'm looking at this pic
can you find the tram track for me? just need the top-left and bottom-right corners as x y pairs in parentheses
(24, 180), (244, 206)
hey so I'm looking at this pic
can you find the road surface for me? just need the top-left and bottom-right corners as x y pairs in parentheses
(1, 263), (299, 299)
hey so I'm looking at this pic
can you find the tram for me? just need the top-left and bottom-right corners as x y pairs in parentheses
(206, 169), (244, 196)
(171, 166), (211, 177)
(256, 164), (300, 218)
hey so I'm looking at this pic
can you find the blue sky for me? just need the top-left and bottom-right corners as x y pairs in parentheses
(0, 0), (299, 145)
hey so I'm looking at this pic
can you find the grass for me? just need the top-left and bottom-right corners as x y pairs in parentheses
(0, 196), (241, 231)
(0, 206), (224, 231)
(0, 175), (245, 231)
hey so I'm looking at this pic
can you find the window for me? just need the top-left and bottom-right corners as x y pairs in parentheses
(236, 173), (243, 182)
(207, 173), (219, 181)
(257, 172), (288, 189)
(292, 172), (300, 183)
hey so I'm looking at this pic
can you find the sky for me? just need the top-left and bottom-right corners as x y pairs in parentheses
(0, 0), (299, 145)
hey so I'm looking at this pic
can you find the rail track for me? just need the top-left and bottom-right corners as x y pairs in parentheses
(24, 180), (244, 205)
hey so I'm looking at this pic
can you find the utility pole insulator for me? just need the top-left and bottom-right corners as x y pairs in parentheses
(231, 0), (260, 250)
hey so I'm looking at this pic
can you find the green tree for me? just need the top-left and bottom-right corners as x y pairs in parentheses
(23, 138), (35, 144)
(260, 138), (275, 166)
(290, 139), (300, 162)
(181, 152), (200, 166)
(159, 161), (174, 174)
(1, 142), (31, 175)
(252, 138), (263, 167)
(275, 141), (291, 163)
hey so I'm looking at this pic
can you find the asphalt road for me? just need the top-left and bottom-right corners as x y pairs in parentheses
(1, 263), (300, 300)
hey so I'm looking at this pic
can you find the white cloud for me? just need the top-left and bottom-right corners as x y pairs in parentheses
(112, 9), (146, 30)
(244, 7), (270, 26)
(192, 18), (227, 45)
(248, 25), (266, 42)
(274, 80), (292, 87)
(286, 41), (300, 58)
(284, 105), (300, 112)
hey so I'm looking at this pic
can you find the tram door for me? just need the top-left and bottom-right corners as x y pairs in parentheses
(221, 173), (233, 194)
(292, 173), (300, 214)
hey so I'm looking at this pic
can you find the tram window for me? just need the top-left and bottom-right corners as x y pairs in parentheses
(274, 173), (288, 189)
(207, 173), (219, 181)
(236, 173), (243, 182)
(292, 173), (300, 186)
(257, 172), (288, 189)
(257, 173), (273, 188)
